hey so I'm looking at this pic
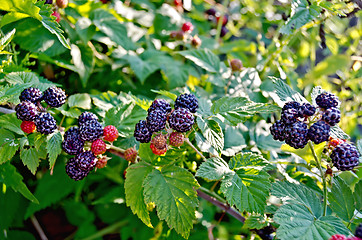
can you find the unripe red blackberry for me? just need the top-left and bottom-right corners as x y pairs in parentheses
(79, 120), (103, 142)
(230, 59), (243, 72)
(175, 93), (198, 113)
(284, 121), (309, 149)
(316, 92), (340, 109)
(328, 235), (347, 240)
(216, 14), (228, 26)
(96, 156), (109, 169)
(148, 99), (171, 114)
(152, 134), (167, 150)
(43, 86), (66, 108)
(65, 157), (89, 181)
(182, 22), (194, 32)
(146, 109), (167, 133)
(331, 143), (360, 171)
(191, 35), (202, 48)
(62, 127), (84, 155)
(134, 120), (152, 143)
(169, 132), (184, 147)
(75, 151), (97, 171)
(91, 139), (107, 155)
(328, 137), (345, 148)
(150, 143), (167, 155)
(308, 121), (330, 144)
(168, 108), (195, 132)
(103, 125), (119, 142)
(170, 31), (185, 40)
(56, 0), (68, 8)
(19, 87), (43, 103)
(35, 112), (57, 135)
(21, 121), (36, 134)
(52, 11), (60, 23)
(78, 112), (98, 126)
(15, 101), (39, 121)
(322, 107), (341, 126)
(124, 148), (138, 162)
(270, 120), (286, 141)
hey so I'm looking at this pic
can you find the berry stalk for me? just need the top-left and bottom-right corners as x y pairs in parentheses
(309, 141), (328, 216)
(185, 138), (207, 161)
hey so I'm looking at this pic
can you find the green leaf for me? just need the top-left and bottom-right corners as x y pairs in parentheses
(0, 162), (38, 203)
(25, 164), (77, 218)
(353, 180), (362, 212)
(0, 129), (20, 164)
(0, 113), (23, 135)
(0, 0), (42, 21)
(70, 44), (95, 87)
(271, 77), (307, 104)
(150, 90), (177, 101)
(319, 216), (351, 236)
(328, 176), (355, 222)
(243, 215), (268, 230)
(0, 29), (16, 52)
(143, 165), (200, 238)
(306, 55), (350, 80)
(122, 54), (159, 83)
(20, 148), (39, 175)
(68, 93), (92, 110)
(75, 17), (96, 44)
(90, 9), (135, 50)
(92, 186), (124, 205)
(195, 157), (232, 181)
(46, 132), (62, 168)
(177, 49), (220, 73)
(197, 118), (224, 153)
(280, 0), (321, 35)
(124, 162), (154, 228)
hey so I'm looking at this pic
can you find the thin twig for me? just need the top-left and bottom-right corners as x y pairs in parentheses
(185, 138), (207, 161)
(30, 215), (48, 240)
(0, 106), (15, 114)
(81, 220), (128, 240)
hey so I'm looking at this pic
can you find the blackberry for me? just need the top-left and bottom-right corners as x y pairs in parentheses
(284, 121), (309, 149)
(64, 126), (80, 139)
(79, 120), (103, 142)
(191, 35), (202, 48)
(308, 121), (330, 144)
(15, 101), (39, 121)
(270, 120), (286, 141)
(148, 99), (171, 114)
(91, 139), (107, 155)
(169, 132), (184, 147)
(62, 127), (84, 155)
(220, 26), (228, 37)
(19, 87), (43, 103)
(281, 108), (298, 124)
(146, 109), (167, 133)
(331, 143), (360, 171)
(65, 158), (89, 181)
(78, 112), (98, 126)
(316, 92), (339, 109)
(175, 93), (198, 113)
(21, 121), (36, 134)
(322, 107), (341, 126)
(299, 103), (316, 116)
(168, 108), (195, 133)
(230, 59), (243, 72)
(124, 148), (138, 162)
(74, 151), (97, 171)
(103, 125), (119, 142)
(282, 101), (300, 113)
(150, 143), (167, 155)
(43, 86), (66, 108)
(182, 22), (194, 33)
(134, 120), (152, 143)
(96, 156), (109, 169)
(356, 223), (362, 238)
(35, 112), (57, 134)
(205, 8), (217, 16)
(152, 134), (167, 150)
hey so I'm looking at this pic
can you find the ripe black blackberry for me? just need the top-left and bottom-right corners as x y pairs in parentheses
(282, 101), (300, 113)
(322, 107), (341, 126)
(79, 120), (103, 142)
(78, 112), (98, 126)
(74, 151), (97, 171)
(148, 99), (171, 114)
(175, 93), (199, 113)
(281, 108), (298, 124)
(270, 120), (286, 141)
(15, 101), (39, 121)
(308, 121), (330, 144)
(19, 87), (43, 103)
(355, 223), (362, 238)
(168, 108), (195, 132)
(34, 112), (57, 134)
(43, 86), (66, 108)
(331, 143), (360, 171)
(146, 109), (167, 133)
(316, 92), (339, 109)
(134, 120), (152, 143)
(62, 127), (84, 155)
(65, 158), (89, 181)
(284, 121), (309, 149)
(299, 103), (316, 117)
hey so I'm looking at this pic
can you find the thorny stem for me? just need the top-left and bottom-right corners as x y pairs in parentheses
(309, 141), (328, 216)
(185, 138), (207, 161)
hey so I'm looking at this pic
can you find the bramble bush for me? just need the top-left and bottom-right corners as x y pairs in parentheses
(0, 0), (361, 239)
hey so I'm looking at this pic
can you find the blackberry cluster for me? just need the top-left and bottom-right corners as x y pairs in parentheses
(205, 8), (229, 37)
(330, 143), (360, 171)
(16, 87), (66, 135)
(134, 93), (198, 155)
(79, 120), (103, 142)
(316, 92), (340, 109)
(169, 22), (203, 48)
